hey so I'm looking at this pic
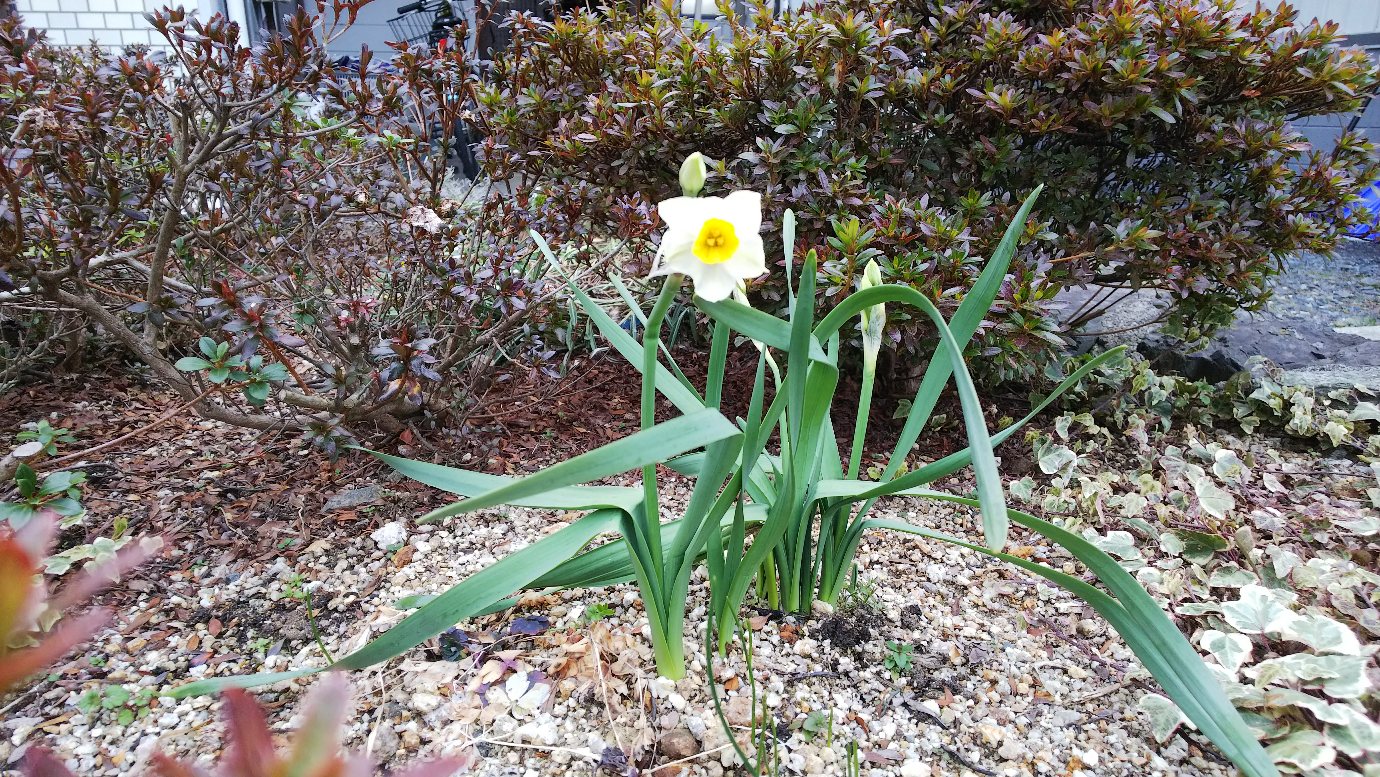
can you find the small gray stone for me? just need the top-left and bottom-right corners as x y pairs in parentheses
(368, 724), (400, 762)
(324, 485), (383, 511)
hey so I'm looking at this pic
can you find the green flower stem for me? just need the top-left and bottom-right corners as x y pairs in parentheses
(845, 352), (877, 482)
(640, 274), (684, 577)
(303, 594), (336, 665)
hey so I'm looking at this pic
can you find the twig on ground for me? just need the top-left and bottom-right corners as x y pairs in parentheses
(940, 745), (997, 776)
(37, 386), (217, 471)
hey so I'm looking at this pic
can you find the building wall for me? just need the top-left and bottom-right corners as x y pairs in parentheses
(15, 0), (170, 46)
(322, 0), (395, 58)
(1286, 2), (1380, 158)
(1291, 0), (1380, 35)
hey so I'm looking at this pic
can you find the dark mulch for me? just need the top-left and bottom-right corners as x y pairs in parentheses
(0, 340), (1019, 616)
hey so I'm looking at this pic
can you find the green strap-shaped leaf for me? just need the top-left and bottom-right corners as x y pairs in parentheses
(167, 510), (625, 698)
(419, 408), (740, 523)
(694, 297), (831, 363)
(531, 231), (705, 414)
(813, 347), (1128, 504)
(860, 500), (1277, 777)
(811, 283), (1007, 548)
(367, 450), (644, 512)
(867, 186), (1045, 457)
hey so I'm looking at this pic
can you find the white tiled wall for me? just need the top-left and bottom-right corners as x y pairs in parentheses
(1291, 0), (1380, 35)
(16, 0), (169, 46)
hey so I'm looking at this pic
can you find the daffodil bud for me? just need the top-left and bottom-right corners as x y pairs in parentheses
(859, 260), (886, 369)
(679, 152), (708, 197)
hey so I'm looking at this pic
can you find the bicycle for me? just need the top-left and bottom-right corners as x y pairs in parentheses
(387, 0), (481, 180)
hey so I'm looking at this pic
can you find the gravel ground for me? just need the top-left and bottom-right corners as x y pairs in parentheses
(2, 468), (1228, 777)
(1264, 239), (1380, 327)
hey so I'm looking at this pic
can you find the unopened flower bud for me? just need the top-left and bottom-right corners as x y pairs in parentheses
(679, 152), (708, 197)
(859, 260), (886, 367)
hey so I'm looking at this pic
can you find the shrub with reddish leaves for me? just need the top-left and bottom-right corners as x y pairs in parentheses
(480, 0), (1380, 379)
(0, 6), (569, 435)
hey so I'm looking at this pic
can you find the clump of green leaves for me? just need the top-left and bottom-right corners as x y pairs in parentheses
(883, 641), (915, 680)
(175, 337), (291, 407)
(76, 684), (157, 726)
(584, 602), (616, 623)
(799, 709), (833, 744)
(16, 420), (75, 456)
(0, 465), (85, 526)
(3, 419), (85, 527)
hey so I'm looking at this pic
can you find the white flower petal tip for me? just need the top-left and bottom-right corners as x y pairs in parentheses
(653, 191), (766, 303)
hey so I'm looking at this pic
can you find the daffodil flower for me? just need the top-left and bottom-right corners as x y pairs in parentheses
(651, 191), (766, 302)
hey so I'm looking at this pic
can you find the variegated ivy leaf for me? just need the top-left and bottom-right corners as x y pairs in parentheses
(1221, 584), (1298, 635)
(1191, 475), (1234, 519)
(1211, 449), (1246, 481)
(1249, 654), (1372, 700)
(1349, 401), (1380, 422)
(1159, 446), (1205, 481)
(1036, 442), (1077, 477)
(1261, 471), (1287, 493)
(1266, 729), (1336, 771)
(1136, 693), (1189, 743)
(1335, 513), (1380, 536)
(1207, 565), (1259, 588)
(1086, 530), (1141, 561)
(1172, 528), (1228, 564)
(1200, 629), (1252, 677)
(1264, 688), (1353, 725)
(1219, 675), (1267, 708)
(1280, 614), (1364, 656)
(1007, 476), (1036, 502)
(1322, 420), (1351, 446)
(1268, 547), (1302, 579)
(1176, 602), (1222, 617)
(1159, 532), (1184, 556)
(1238, 710), (1290, 740)
(1111, 491), (1147, 517)
(1054, 414), (1072, 440)
(1325, 703), (1380, 758)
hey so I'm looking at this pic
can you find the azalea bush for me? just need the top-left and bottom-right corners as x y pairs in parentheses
(0, 11), (573, 436)
(176, 168), (1278, 776)
(480, 0), (1380, 378)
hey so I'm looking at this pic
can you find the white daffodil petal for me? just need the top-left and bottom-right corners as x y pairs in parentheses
(692, 266), (740, 302)
(659, 245), (703, 275)
(656, 196), (705, 229)
(722, 191), (763, 234)
(724, 232), (766, 278)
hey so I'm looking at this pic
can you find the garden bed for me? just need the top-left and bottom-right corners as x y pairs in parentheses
(2, 365), (1374, 776)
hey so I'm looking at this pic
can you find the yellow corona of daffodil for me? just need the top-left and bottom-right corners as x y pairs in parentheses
(651, 191), (766, 302)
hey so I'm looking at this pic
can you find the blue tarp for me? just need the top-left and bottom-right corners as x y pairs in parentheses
(1346, 179), (1380, 239)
